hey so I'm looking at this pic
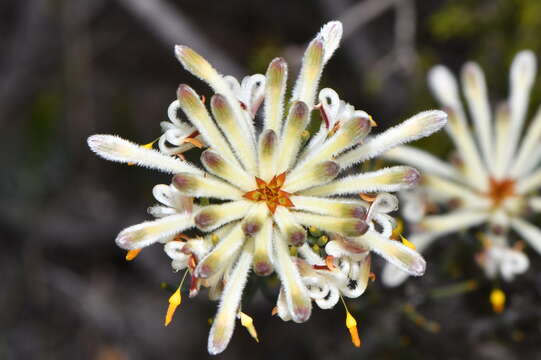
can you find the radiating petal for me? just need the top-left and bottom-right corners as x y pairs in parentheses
(273, 230), (312, 323)
(354, 230), (425, 276)
(511, 105), (541, 177)
(444, 107), (489, 190)
(196, 223), (245, 279)
(493, 102), (511, 179)
(200, 149), (254, 191)
(253, 217), (274, 276)
(210, 94), (258, 173)
(420, 210), (489, 234)
(337, 110), (447, 170)
(504, 50), (537, 172)
(290, 196), (367, 218)
(87, 135), (202, 175)
(174, 45), (254, 139)
(177, 85), (239, 165)
(383, 145), (460, 180)
(283, 161), (340, 193)
(194, 201), (252, 231)
(293, 211), (368, 238)
(381, 232), (441, 287)
(115, 213), (194, 250)
(301, 166), (420, 197)
(461, 62), (493, 170)
(257, 129), (278, 181)
(273, 207), (307, 246)
(422, 174), (489, 207)
(510, 217), (541, 254)
(516, 167), (541, 195)
(276, 101), (310, 173)
(172, 172), (244, 200)
(263, 57), (288, 134)
(294, 114), (371, 173)
(208, 238), (254, 355)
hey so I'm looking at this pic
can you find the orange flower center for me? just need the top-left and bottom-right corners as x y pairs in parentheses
(243, 172), (294, 214)
(486, 177), (516, 207)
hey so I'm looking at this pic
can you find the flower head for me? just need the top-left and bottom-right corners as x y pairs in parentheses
(383, 50), (541, 286)
(88, 21), (446, 354)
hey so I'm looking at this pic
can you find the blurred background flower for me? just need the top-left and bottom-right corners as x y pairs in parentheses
(3, 0), (541, 359)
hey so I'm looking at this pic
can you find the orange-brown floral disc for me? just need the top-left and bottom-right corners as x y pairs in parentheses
(243, 172), (294, 214)
(487, 177), (516, 207)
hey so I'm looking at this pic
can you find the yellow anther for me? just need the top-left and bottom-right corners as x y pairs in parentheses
(309, 226), (321, 237)
(341, 296), (361, 348)
(128, 139), (158, 165)
(289, 245), (298, 256)
(165, 287), (182, 326)
(490, 288), (506, 314)
(345, 311), (361, 348)
(239, 312), (259, 343)
(312, 244), (320, 253)
(125, 249), (142, 261)
(400, 235), (416, 250)
(211, 234), (220, 245)
(164, 270), (189, 326)
(368, 115), (377, 127)
(317, 235), (329, 246)
(391, 219), (404, 239)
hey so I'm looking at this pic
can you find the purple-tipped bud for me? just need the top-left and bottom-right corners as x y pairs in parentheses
(291, 101), (309, 119)
(288, 228), (307, 246)
(172, 173), (197, 192)
(342, 219), (369, 237)
(404, 168), (421, 186)
(211, 94), (235, 124)
(266, 57), (288, 87)
(253, 261), (273, 276)
(260, 129), (277, 156)
(292, 305), (311, 323)
(201, 150), (223, 171)
(195, 211), (215, 230)
(316, 161), (340, 182)
(350, 205), (368, 219)
(242, 221), (261, 236)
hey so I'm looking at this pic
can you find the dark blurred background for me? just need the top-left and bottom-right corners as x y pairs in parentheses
(3, 0), (541, 359)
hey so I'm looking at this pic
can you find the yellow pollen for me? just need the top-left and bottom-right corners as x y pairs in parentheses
(239, 312), (259, 343)
(125, 249), (142, 261)
(490, 288), (506, 314)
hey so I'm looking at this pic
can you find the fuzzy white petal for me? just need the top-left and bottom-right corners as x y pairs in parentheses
(208, 239), (254, 355)
(337, 110), (447, 169)
(87, 135), (202, 175)
(115, 213), (194, 250)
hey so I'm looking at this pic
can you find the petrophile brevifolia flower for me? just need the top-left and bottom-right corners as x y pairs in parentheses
(382, 51), (541, 291)
(87, 21), (447, 354)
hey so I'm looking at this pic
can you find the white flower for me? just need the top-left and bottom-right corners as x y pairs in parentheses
(383, 50), (541, 286)
(87, 21), (446, 354)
